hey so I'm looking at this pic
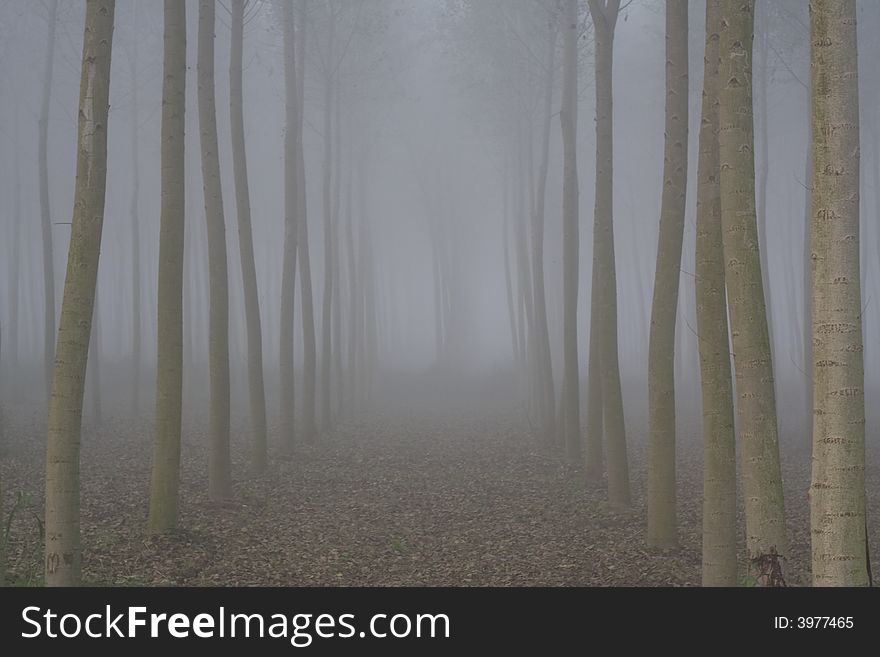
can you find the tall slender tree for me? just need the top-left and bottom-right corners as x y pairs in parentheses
(198, 0), (232, 500)
(696, 0), (737, 586)
(39, 0), (59, 404)
(129, 8), (142, 416)
(320, 7), (337, 431)
(560, 0), (581, 465)
(718, 0), (786, 584)
(44, 0), (115, 586)
(587, 0), (630, 505)
(809, 0), (868, 587)
(279, 0), (299, 454)
(647, 0), (688, 549)
(297, 1), (318, 445)
(148, 0), (187, 535)
(532, 12), (558, 447)
(230, 0), (268, 473)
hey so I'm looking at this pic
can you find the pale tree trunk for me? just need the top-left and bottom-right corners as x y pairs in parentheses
(39, 0), (59, 406)
(198, 0), (232, 501)
(809, 0), (867, 587)
(9, 93), (21, 381)
(346, 166), (359, 410)
(561, 0), (581, 465)
(130, 19), (142, 416)
(297, 1), (318, 444)
(696, 0), (736, 586)
(588, 0), (630, 505)
(718, 0), (786, 585)
(332, 81), (344, 417)
(502, 163), (520, 367)
(231, 0), (268, 473)
(532, 18), (558, 446)
(321, 11), (336, 431)
(647, 0), (688, 549)
(148, 0), (186, 534)
(280, 0), (299, 454)
(44, 0), (115, 586)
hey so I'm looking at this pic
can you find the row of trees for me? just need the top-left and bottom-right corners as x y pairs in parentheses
(37, 0), (393, 586)
(0, 0), (869, 587)
(449, 0), (868, 586)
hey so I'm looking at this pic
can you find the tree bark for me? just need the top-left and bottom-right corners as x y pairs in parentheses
(148, 0), (186, 534)
(718, 0), (786, 584)
(44, 0), (115, 586)
(809, 0), (868, 587)
(198, 0), (232, 501)
(647, 0), (688, 549)
(230, 0), (269, 473)
(696, 0), (737, 586)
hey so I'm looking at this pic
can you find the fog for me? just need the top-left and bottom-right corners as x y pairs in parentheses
(0, 0), (878, 588)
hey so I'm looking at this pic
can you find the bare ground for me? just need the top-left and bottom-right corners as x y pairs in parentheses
(1, 403), (878, 586)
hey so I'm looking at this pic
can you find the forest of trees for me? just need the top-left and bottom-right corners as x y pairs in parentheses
(0, 0), (876, 589)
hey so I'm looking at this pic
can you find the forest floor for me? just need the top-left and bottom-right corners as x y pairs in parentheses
(2, 400), (879, 586)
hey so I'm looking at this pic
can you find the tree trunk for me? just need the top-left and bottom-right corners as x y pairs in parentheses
(696, 0), (737, 586)
(44, 0), (115, 586)
(230, 0), (268, 473)
(561, 0), (581, 465)
(148, 0), (186, 534)
(297, 1), (318, 444)
(280, 0), (299, 454)
(198, 0), (232, 501)
(39, 0), (59, 406)
(647, 0), (688, 549)
(532, 18), (558, 446)
(346, 166), (360, 411)
(130, 20), (142, 417)
(588, 0), (630, 505)
(321, 12), (336, 431)
(502, 163), (520, 367)
(718, 0), (786, 584)
(332, 80), (344, 417)
(809, 0), (867, 587)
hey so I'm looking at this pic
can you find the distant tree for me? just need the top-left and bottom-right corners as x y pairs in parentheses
(297, 0), (319, 445)
(809, 0), (868, 587)
(279, 0), (300, 454)
(647, 0), (688, 549)
(560, 0), (581, 465)
(230, 0), (268, 473)
(148, 0), (187, 535)
(44, 0), (115, 586)
(586, 0), (630, 505)
(198, 0), (232, 500)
